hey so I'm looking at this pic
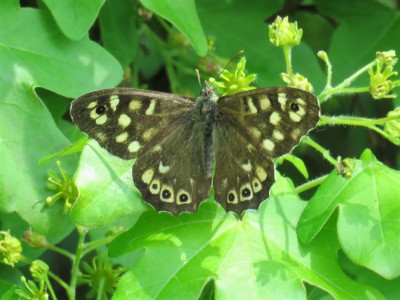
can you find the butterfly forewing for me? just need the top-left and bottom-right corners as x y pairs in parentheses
(70, 88), (195, 160)
(217, 87), (320, 158)
(213, 87), (319, 213)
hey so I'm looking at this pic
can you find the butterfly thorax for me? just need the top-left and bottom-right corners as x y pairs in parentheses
(192, 86), (220, 178)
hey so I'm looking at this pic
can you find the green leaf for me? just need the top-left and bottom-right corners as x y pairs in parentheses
(109, 177), (383, 299)
(278, 153), (309, 179)
(139, 0), (208, 56)
(39, 136), (89, 165)
(197, 0), (325, 93)
(298, 149), (400, 279)
(0, 279), (18, 300)
(42, 0), (106, 40)
(70, 141), (148, 227)
(0, 5), (121, 236)
(99, 0), (139, 67)
(316, 0), (400, 86)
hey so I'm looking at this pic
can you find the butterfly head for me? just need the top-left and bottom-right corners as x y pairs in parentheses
(199, 81), (219, 103)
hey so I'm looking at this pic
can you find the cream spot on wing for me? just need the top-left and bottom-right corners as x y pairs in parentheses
(289, 111), (302, 122)
(87, 101), (97, 109)
(250, 127), (261, 139)
(256, 166), (268, 181)
(177, 190), (192, 204)
(142, 169), (154, 184)
(90, 109), (98, 119)
(96, 132), (107, 142)
(160, 184), (174, 203)
(95, 114), (108, 125)
(273, 130), (284, 141)
(269, 112), (281, 125)
(259, 96), (271, 111)
(297, 106), (306, 117)
(227, 189), (238, 204)
(118, 114), (131, 128)
(241, 160), (252, 172)
(222, 178), (228, 188)
(159, 162), (170, 174)
(109, 95), (120, 111)
(128, 141), (141, 153)
(145, 99), (157, 115)
(296, 98), (306, 105)
(262, 139), (275, 151)
(291, 128), (301, 140)
(278, 93), (287, 110)
(142, 128), (158, 141)
(115, 132), (129, 143)
(252, 178), (262, 193)
(149, 179), (161, 194)
(247, 97), (258, 113)
(129, 100), (141, 111)
(240, 183), (253, 201)
(152, 145), (162, 152)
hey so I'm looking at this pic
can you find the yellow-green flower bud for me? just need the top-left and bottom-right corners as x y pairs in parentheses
(376, 51), (397, 67)
(281, 72), (313, 92)
(208, 57), (256, 96)
(269, 16), (303, 47)
(30, 260), (49, 281)
(0, 231), (22, 267)
(384, 107), (400, 138)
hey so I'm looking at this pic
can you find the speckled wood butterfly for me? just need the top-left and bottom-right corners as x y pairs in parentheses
(71, 84), (319, 214)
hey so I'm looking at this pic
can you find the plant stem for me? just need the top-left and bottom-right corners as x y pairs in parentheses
(303, 137), (337, 166)
(81, 235), (116, 257)
(44, 244), (75, 260)
(283, 45), (293, 79)
(68, 227), (88, 300)
(44, 276), (57, 300)
(296, 175), (329, 194)
(47, 270), (70, 293)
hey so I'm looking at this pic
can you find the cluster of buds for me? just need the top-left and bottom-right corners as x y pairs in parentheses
(269, 16), (302, 47)
(209, 57), (256, 96)
(384, 107), (400, 139)
(281, 72), (313, 92)
(0, 230), (22, 267)
(46, 161), (78, 210)
(369, 51), (399, 99)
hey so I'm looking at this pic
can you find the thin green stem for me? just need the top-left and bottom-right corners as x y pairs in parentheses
(81, 235), (116, 257)
(303, 137), (338, 166)
(43, 244), (75, 260)
(44, 276), (57, 300)
(68, 227), (88, 300)
(96, 277), (106, 300)
(47, 270), (70, 293)
(319, 87), (369, 101)
(283, 45), (293, 79)
(296, 175), (329, 194)
(319, 114), (400, 127)
(336, 61), (376, 90)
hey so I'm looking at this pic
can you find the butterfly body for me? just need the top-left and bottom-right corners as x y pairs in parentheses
(71, 85), (319, 215)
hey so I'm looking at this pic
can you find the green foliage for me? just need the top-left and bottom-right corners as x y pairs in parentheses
(0, 0), (399, 299)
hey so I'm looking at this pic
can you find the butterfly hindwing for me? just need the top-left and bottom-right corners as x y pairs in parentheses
(132, 116), (212, 214)
(214, 123), (275, 213)
(213, 87), (319, 213)
(70, 88), (196, 160)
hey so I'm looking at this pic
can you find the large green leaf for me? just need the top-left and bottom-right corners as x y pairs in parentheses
(316, 0), (400, 86)
(42, 0), (106, 40)
(99, 0), (139, 67)
(197, 0), (325, 93)
(298, 149), (400, 279)
(110, 177), (383, 299)
(70, 141), (148, 227)
(0, 4), (122, 235)
(139, 0), (208, 56)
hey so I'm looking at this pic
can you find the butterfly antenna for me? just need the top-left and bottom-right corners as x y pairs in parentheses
(195, 69), (202, 88)
(210, 50), (245, 88)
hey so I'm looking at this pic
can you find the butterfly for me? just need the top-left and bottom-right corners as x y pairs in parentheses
(70, 84), (320, 215)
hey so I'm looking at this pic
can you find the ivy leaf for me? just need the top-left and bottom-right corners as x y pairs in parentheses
(109, 177), (383, 299)
(70, 141), (148, 227)
(140, 0), (208, 56)
(298, 149), (400, 279)
(42, 0), (106, 40)
(0, 4), (121, 235)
